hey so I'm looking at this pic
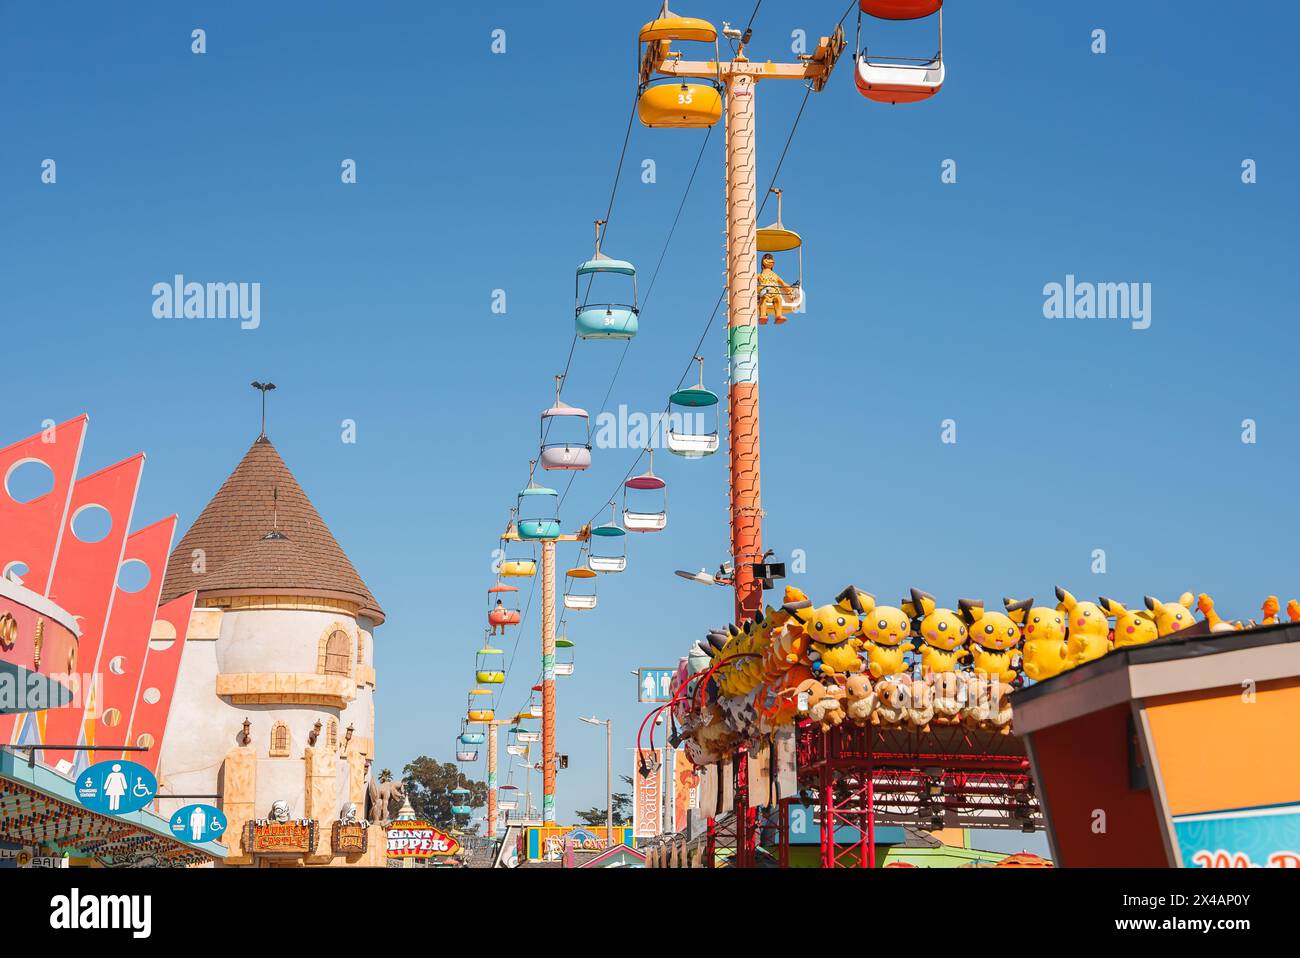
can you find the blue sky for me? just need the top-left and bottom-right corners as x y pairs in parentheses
(3, 0), (1296, 832)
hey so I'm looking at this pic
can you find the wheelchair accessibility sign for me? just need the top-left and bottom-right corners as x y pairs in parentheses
(169, 804), (228, 843)
(75, 759), (157, 816)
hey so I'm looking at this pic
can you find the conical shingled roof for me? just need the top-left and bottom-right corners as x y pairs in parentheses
(161, 437), (382, 621)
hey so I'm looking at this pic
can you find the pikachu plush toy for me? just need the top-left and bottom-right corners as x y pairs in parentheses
(1057, 586), (1111, 670)
(1004, 597), (1069, 681)
(903, 588), (968, 674)
(1099, 597), (1159, 649)
(1144, 592), (1197, 637)
(958, 599), (1022, 684)
(858, 592), (916, 679)
(785, 586), (867, 678)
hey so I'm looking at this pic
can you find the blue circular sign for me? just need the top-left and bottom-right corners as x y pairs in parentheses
(168, 804), (228, 843)
(74, 759), (157, 816)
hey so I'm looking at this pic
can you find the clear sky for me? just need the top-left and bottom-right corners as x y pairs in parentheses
(3, 0), (1296, 830)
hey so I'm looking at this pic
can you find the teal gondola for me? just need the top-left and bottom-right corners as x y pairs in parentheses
(576, 219), (639, 340)
(666, 356), (720, 458)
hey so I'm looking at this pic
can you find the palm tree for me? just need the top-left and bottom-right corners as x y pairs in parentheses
(379, 768), (393, 783)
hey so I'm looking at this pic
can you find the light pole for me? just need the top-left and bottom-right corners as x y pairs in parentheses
(580, 715), (613, 845)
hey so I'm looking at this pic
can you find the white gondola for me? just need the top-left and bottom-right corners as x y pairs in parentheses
(518, 730), (541, 743)
(666, 356), (720, 458)
(563, 561), (598, 610)
(855, 1), (945, 105)
(623, 449), (668, 532)
(539, 375), (592, 471)
(587, 503), (628, 572)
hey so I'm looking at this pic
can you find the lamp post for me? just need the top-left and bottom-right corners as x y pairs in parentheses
(579, 715), (613, 845)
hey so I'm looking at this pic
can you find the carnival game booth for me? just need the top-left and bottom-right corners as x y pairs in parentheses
(654, 583), (1294, 867)
(1013, 622), (1300, 868)
(0, 750), (224, 867)
(0, 416), (223, 867)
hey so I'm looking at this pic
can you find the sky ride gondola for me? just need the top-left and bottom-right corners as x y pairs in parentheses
(487, 582), (520, 634)
(499, 519), (538, 577)
(555, 635), (576, 676)
(475, 640), (505, 684)
(576, 220), (639, 340)
(540, 375), (592, 471)
(588, 503), (628, 573)
(624, 449), (667, 532)
(563, 560), (598, 611)
(516, 465), (561, 540)
(636, 5), (723, 128)
(467, 690), (494, 724)
(756, 189), (806, 321)
(456, 724), (481, 760)
(855, 0), (944, 104)
(450, 787), (472, 817)
(667, 355), (720, 457)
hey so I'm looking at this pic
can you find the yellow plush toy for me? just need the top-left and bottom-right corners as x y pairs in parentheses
(959, 599), (1021, 683)
(1057, 586), (1111, 670)
(1144, 592), (1196, 637)
(1004, 597), (1069, 681)
(1100, 596), (1158, 649)
(786, 586), (866, 678)
(903, 588), (968, 674)
(858, 591), (915, 679)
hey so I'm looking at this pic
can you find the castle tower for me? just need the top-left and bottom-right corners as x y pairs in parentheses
(156, 434), (385, 866)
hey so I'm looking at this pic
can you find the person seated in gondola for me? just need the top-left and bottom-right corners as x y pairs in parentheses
(757, 253), (797, 325)
(491, 598), (507, 635)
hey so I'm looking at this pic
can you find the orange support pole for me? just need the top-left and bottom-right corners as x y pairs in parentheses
(725, 67), (763, 627)
(541, 539), (557, 823)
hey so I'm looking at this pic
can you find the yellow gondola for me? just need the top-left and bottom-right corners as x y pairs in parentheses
(755, 188), (805, 321)
(637, 5), (722, 128)
(476, 642), (505, 684)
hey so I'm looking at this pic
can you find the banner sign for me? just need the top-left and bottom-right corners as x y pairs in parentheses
(386, 820), (459, 858)
(673, 748), (698, 833)
(633, 749), (663, 839)
(1174, 803), (1300, 868)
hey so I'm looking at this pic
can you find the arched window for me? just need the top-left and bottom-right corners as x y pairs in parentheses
(324, 630), (351, 676)
(270, 722), (290, 757)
